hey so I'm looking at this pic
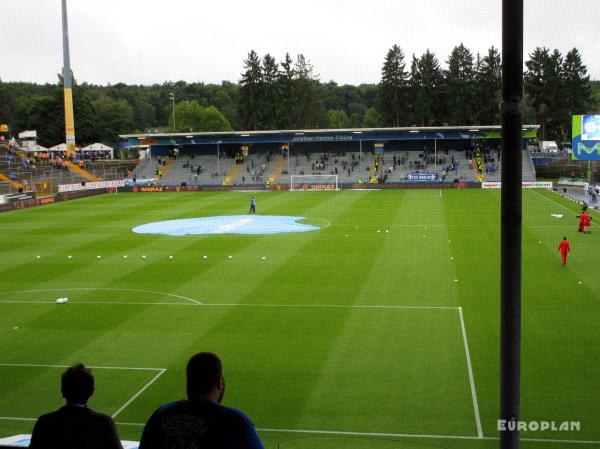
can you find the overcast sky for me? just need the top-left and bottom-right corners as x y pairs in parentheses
(1, 0), (599, 86)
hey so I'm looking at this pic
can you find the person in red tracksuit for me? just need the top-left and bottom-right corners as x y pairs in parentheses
(577, 211), (592, 233)
(558, 236), (571, 266)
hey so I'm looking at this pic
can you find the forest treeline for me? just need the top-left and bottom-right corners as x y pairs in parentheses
(0, 44), (598, 148)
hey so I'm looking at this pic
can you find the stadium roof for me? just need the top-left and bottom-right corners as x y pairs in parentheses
(120, 125), (539, 147)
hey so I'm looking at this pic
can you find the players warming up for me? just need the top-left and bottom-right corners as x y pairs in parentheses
(576, 209), (592, 234)
(249, 196), (256, 214)
(558, 236), (571, 266)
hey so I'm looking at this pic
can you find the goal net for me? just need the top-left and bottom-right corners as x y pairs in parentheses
(289, 175), (339, 191)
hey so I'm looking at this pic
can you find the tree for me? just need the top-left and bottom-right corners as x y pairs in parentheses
(200, 105), (232, 132)
(292, 54), (325, 128)
(168, 100), (230, 132)
(525, 47), (565, 140)
(378, 45), (408, 127)
(261, 53), (280, 129)
(411, 50), (445, 126)
(276, 53), (296, 128)
(327, 109), (349, 128)
(362, 107), (382, 128)
(239, 50), (263, 130)
(93, 95), (134, 144)
(475, 46), (502, 124)
(445, 43), (476, 125)
(562, 48), (593, 119)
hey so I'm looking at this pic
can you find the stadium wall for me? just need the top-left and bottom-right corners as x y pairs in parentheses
(0, 188), (113, 213)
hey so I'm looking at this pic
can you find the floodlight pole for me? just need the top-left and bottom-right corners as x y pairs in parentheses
(500, 1), (523, 449)
(287, 143), (291, 178)
(61, 0), (76, 157)
(169, 92), (176, 131)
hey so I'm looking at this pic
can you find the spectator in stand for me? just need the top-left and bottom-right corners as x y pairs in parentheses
(139, 352), (264, 449)
(29, 364), (123, 449)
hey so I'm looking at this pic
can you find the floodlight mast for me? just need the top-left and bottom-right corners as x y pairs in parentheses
(61, 0), (76, 157)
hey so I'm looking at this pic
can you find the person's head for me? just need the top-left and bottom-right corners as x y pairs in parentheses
(186, 352), (225, 403)
(564, 236), (567, 241)
(61, 364), (94, 404)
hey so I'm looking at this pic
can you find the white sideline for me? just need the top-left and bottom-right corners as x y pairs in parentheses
(20, 420), (597, 445)
(529, 188), (575, 213)
(0, 363), (164, 371)
(111, 369), (166, 418)
(458, 307), (484, 438)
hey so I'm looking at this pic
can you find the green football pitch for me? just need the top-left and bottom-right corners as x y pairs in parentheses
(0, 189), (598, 449)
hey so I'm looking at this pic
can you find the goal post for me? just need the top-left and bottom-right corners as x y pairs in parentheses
(289, 175), (339, 191)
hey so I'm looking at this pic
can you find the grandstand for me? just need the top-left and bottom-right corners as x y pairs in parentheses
(124, 126), (540, 187)
(0, 143), (137, 195)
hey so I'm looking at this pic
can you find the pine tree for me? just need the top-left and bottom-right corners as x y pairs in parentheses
(445, 43), (476, 125)
(276, 53), (295, 128)
(412, 50), (444, 126)
(525, 47), (565, 140)
(378, 45), (408, 127)
(562, 48), (592, 118)
(293, 54), (324, 128)
(239, 50), (263, 130)
(475, 46), (502, 124)
(261, 54), (279, 130)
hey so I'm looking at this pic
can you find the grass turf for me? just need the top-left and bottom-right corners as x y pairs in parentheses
(0, 189), (598, 448)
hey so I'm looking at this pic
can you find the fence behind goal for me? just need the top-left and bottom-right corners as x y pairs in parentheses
(289, 175), (339, 191)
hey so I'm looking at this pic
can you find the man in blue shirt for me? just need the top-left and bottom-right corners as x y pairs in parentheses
(139, 352), (264, 449)
(249, 196), (256, 214)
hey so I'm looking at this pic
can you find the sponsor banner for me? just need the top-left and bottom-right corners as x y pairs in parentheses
(482, 182), (553, 189)
(374, 142), (385, 154)
(407, 173), (438, 182)
(125, 179), (158, 187)
(558, 177), (588, 187)
(299, 183), (337, 191)
(0, 192), (35, 204)
(58, 180), (125, 192)
(132, 186), (165, 192)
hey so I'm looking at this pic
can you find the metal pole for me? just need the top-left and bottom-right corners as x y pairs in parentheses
(434, 138), (437, 168)
(61, 0), (76, 156)
(169, 93), (176, 131)
(359, 140), (362, 159)
(287, 143), (291, 177)
(172, 97), (176, 131)
(500, 1), (523, 448)
(217, 143), (220, 174)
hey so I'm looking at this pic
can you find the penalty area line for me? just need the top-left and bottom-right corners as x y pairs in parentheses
(458, 308), (483, 438)
(0, 300), (458, 310)
(111, 369), (167, 419)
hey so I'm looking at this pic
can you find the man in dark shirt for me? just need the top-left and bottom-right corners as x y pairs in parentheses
(29, 364), (123, 449)
(139, 352), (264, 449)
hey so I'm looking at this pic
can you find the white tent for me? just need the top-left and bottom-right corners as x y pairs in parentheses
(48, 143), (68, 152)
(23, 143), (49, 152)
(82, 143), (114, 159)
(18, 130), (37, 140)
